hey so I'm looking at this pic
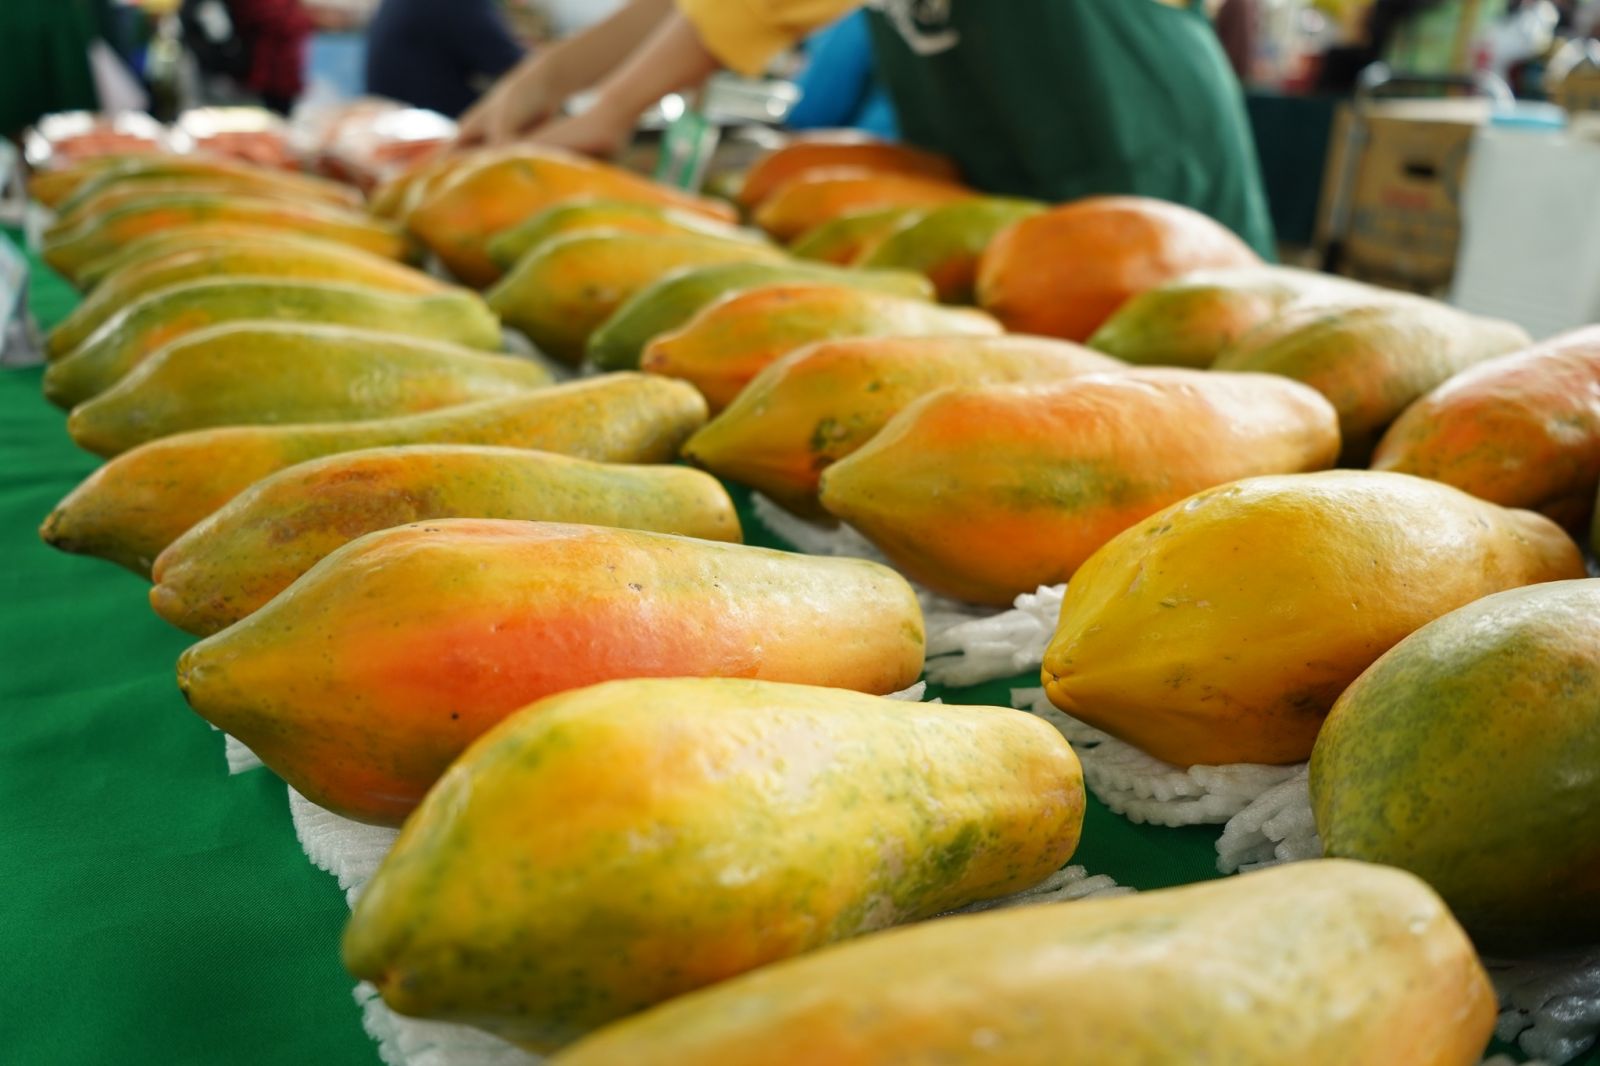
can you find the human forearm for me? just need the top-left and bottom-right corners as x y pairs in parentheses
(540, 0), (677, 99)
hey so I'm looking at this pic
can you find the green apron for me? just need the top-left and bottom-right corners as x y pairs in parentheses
(0, 0), (99, 139)
(863, 0), (1277, 257)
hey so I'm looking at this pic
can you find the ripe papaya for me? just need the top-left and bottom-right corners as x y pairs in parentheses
(42, 195), (410, 280)
(821, 370), (1341, 604)
(788, 206), (926, 265)
(31, 152), (361, 211)
(40, 374), (706, 577)
(976, 196), (1261, 342)
(859, 198), (1046, 303)
(152, 446), (740, 635)
(1086, 266), (1379, 368)
(640, 282), (1001, 411)
(736, 136), (961, 209)
(1372, 325), (1600, 529)
(1311, 579), (1600, 954)
(486, 198), (767, 270)
(685, 334), (1124, 516)
(342, 676), (1079, 1046)
(553, 859), (1493, 1066)
(486, 231), (787, 363)
(47, 179), (302, 240)
(68, 323), (552, 457)
(71, 223), (356, 290)
(369, 149), (465, 220)
(47, 237), (447, 357)
(753, 168), (974, 242)
(43, 278), (501, 410)
(405, 147), (738, 286)
(586, 260), (934, 372)
(1042, 470), (1584, 767)
(179, 525), (927, 824)
(1213, 298), (1532, 465)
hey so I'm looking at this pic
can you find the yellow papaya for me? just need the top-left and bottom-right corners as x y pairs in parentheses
(554, 859), (1493, 1066)
(821, 369), (1341, 604)
(788, 207), (926, 265)
(586, 260), (934, 372)
(47, 179), (294, 240)
(1311, 579), (1600, 953)
(1086, 266), (1380, 368)
(486, 231), (787, 363)
(152, 445), (740, 635)
(43, 278), (501, 409)
(47, 237), (447, 357)
(40, 374), (706, 577)
(72, 223), (359, 290)
(67, 323), (551, 457)
(179, 526), (927, 825)
(342, 676), (1078, 1046)
(1212, 298), (1531, 464)
(485, 198), (766, 270)
(753, 168), (974, 242)
(1042, 470), (1584, 767)
(31, 153), (361, 211)
(685, 334), (1124, 516)
(640, 282), (1001, 411)
(405, 147), (739, 286)
(859, 198), (1046, 303)
(42, 195), (409, 280)
(736, 136), (961, 209)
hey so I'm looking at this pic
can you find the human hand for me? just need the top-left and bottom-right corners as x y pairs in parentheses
(525, 98), (636, 158)
(457, 56), (561, 147)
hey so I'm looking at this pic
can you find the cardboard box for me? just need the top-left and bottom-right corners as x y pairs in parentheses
(1316, 98), (1490, 293)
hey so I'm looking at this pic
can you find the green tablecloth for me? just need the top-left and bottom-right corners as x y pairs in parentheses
(0, 232), (1571, 1064)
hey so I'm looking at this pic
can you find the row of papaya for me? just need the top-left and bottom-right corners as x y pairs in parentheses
(26, 144), (1592, 1063)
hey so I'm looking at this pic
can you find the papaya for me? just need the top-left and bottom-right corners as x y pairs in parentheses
(821, 370), (1342, 604)
(1213, 298), (1532, 465)
(1372, 325), (1600, 529)
(640, 283), (1002, 411)
(1311, 580), (1600, 954)
(685, 334), (1124, 516)
(788, 207), (926, 265)
(369, 149), (464, 220)
(151, 446), (740, 636)
(341, 675), (1079, 1046)
(553, 859), (1493, 1066)
(178, 524), (926, 824)
(586, 261), (935, 372)
(42, 195), (410, 280)
(1042, 470), (1584, 767)
(859, 198), (1046, 303)
(486, 231), (787, 363)
(47, 179), (299, 240)
(753, 168), (974, 242)
(47, 237), (447, 357)
(67, 323), (552, 458)
(486, 198), (767, 270)
(975, 195), (1262, 342)
(1086, 265), (1379, 368)
(30, 152), (361, 211)
(40, 374), (706, 577)
(405, 147), (739, 286)
(72, 223), (361, 290)
(43, 278), (501, 410)
(736, 135), (961, 209)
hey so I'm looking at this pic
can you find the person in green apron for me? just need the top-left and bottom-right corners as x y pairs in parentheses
(457, 0), (1275, 256)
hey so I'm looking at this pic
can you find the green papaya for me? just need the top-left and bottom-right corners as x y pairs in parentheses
(42, 278), (502, 409)
(67, 323), (552, 458)
(788, 206), (926, 265)
(341, 677), (1084, 1047)
(486, 199), (767, 270)
(1311, 578), (1600, 953)
(859, 197), (1045, 303)
(586, 260), (935, 371)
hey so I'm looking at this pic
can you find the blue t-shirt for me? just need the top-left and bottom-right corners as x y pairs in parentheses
(364, 0), (525, 118)
(786, 11), (899, 139)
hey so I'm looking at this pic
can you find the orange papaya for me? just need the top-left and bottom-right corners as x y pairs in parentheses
(39, 374), (707, 577)
(685, 334), (1123, 516)
(1212, 298), (1532, 464)
(821, 369), (1342, 604)
(152, 446), (740, 635)
(640, 282), (1001, 411)
(736, 135), (961, 209)
(1371, 325), (1600, 529)
(1041, 471), (1584, 766)
(486, 198), (766, 270)
(31, 152), (361, 211)
(47, 179), (296, 240)
(788, 207), (926, 265)
(71, 223), (361, 290)
(342, 677), (1080, 1046)
(485, 230), (786, 363)
(753, 168), (974, 242)
(975, 196), (1261, 341)
(177, 524), (926, 825)
(859, 198), (1046, 303)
